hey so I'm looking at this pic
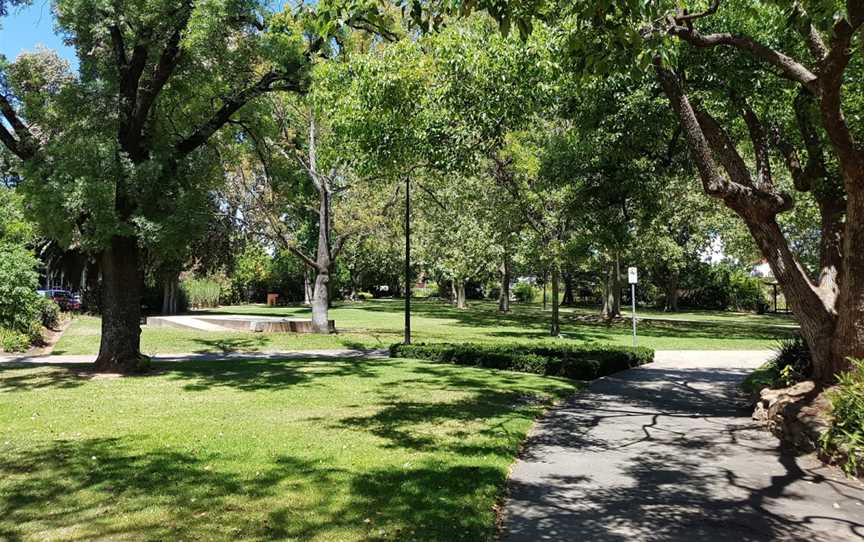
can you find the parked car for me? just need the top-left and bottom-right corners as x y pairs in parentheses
(36, 289), (80, 311)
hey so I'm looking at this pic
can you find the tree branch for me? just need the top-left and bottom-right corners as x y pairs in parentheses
(737, 100), (773, 189)
(666, 23), (819, 92)
(175, 72), (303, 157)
(0, 93), (37, 159)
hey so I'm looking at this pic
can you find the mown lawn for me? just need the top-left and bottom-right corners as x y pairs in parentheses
(54, 299), (796, 356)
(0, 356), (578, 541)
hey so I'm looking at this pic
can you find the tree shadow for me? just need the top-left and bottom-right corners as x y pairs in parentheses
(160, 357), (384, 392)
(0, 358), (578, 541)
(347, 300), (795, 343)
(191, 335), (270, 354)
(0, 434), (515, 541)
(502, 364), (864, 541)
(0, 363), (97, 392)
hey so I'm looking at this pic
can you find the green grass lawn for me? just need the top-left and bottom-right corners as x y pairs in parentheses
(54, 299), (796, 356)
(0, 356), (577, 541)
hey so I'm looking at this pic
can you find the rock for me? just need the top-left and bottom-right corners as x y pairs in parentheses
(752, 381), (829, 453)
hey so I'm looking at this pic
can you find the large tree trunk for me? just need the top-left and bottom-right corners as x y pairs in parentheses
(602, 254), (621, 320)
(551, 265), (561, 336)
(655, 62), (853, 382)
(303, 270), (313, 306)
(664, 271), (680, 312)
(95, 235), (147, 373)
(830, 189), (864, 377)
(456, 280), (467, 310)
(498, 249), (511, 313)
(162, 270), (180, 315)
(311, 266), (332, 333)
(309, 180), (334, 334)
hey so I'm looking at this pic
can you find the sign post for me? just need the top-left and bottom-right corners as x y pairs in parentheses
(628, 267), (638, 348)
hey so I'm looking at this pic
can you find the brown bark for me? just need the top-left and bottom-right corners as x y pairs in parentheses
(562, 272), (575, 306)
(550, 265), (561, 336)
(498, 247), (511, 313)
(658, 3), (864, 381)
(303, 270), (313, 305)
(655, 61), (851, 381)
(602, 253), (621, 320)
(95, 235), (147, 373)
(456, 280), (467, 310)
(664, 272), (680, 312)
(161, 271), (180, 315)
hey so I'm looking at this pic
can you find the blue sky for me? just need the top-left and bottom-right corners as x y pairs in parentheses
(2, 0), (77, 69)
(2, 0), (295, 72)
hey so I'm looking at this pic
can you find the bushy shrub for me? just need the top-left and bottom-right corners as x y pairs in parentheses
(37, 297), (61, 329)
(679, 262), (768, 311)
(0, 327), (31, 352)
(390, 342), (654, 380)
(513, 282), (540, 303)
(181, 277), (224, 309)
(0, 244), (42, 335)
(413, 282), (439, 298)
(740, 336), (812, 397)
(821, 358), (864, 477)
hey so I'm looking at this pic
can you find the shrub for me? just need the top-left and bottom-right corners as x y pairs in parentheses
(679, 262), (768, 311)
(0, 244), (41, 334)
(821, 358), (864, 477)
(390, 342), (654, 380)
(37, 297), (61, 329)
(0, 327), (31, 352)
(357, 291), (374, 301)
(181, 277), (223, 309)
(513, 282), (540, 303)
(740, 336), (812, 397)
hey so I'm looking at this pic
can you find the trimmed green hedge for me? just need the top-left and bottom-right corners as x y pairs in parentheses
(389, 342), (654, 380)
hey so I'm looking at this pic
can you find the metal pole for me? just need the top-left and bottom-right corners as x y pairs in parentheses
(631, 283), (637, 348)
(404, 175), (411, 345)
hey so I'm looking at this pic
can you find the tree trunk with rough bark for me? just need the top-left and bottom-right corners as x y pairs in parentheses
(654, 48), (864, 381)
(499, 248), (511, 313)
(664, 271), (680, 312)
(310, 265), (331, 333)
(550, 265), (561, 336)
(162, 270), (180, 315)
(602, 254), (621, 320)
(95, 235), (147, 373)
(456, 280), (467, 310)
(303, 270), (313, 306)
(562, 272), (575, 306)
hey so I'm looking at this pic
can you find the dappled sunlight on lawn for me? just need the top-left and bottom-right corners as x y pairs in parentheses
(51, 300), (796, 356)
(0, 358), (577, 541)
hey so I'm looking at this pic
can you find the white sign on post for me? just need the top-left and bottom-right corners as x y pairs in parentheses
(628, 267), (638, 348)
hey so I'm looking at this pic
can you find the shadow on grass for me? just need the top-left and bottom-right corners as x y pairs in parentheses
(0, 363), (94, 392)
(0, 437), (506, 541)
(191, 336), (270, 354)
(0, 358), (575, 541)
(332, 300), (796, 343)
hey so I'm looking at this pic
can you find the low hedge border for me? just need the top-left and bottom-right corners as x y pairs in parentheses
(389, 342), (654, 380)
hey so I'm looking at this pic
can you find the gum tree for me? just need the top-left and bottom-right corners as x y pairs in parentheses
(377, 0), (864, 382)
(1, 1), (310, 371)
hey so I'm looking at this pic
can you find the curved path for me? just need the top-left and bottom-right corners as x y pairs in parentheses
(502, 350), (864, 542)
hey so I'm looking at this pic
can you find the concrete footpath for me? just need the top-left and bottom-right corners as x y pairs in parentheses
(502, 350), (864, 542)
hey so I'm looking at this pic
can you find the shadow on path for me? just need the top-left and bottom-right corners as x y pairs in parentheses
(503, 356), (864, 542)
